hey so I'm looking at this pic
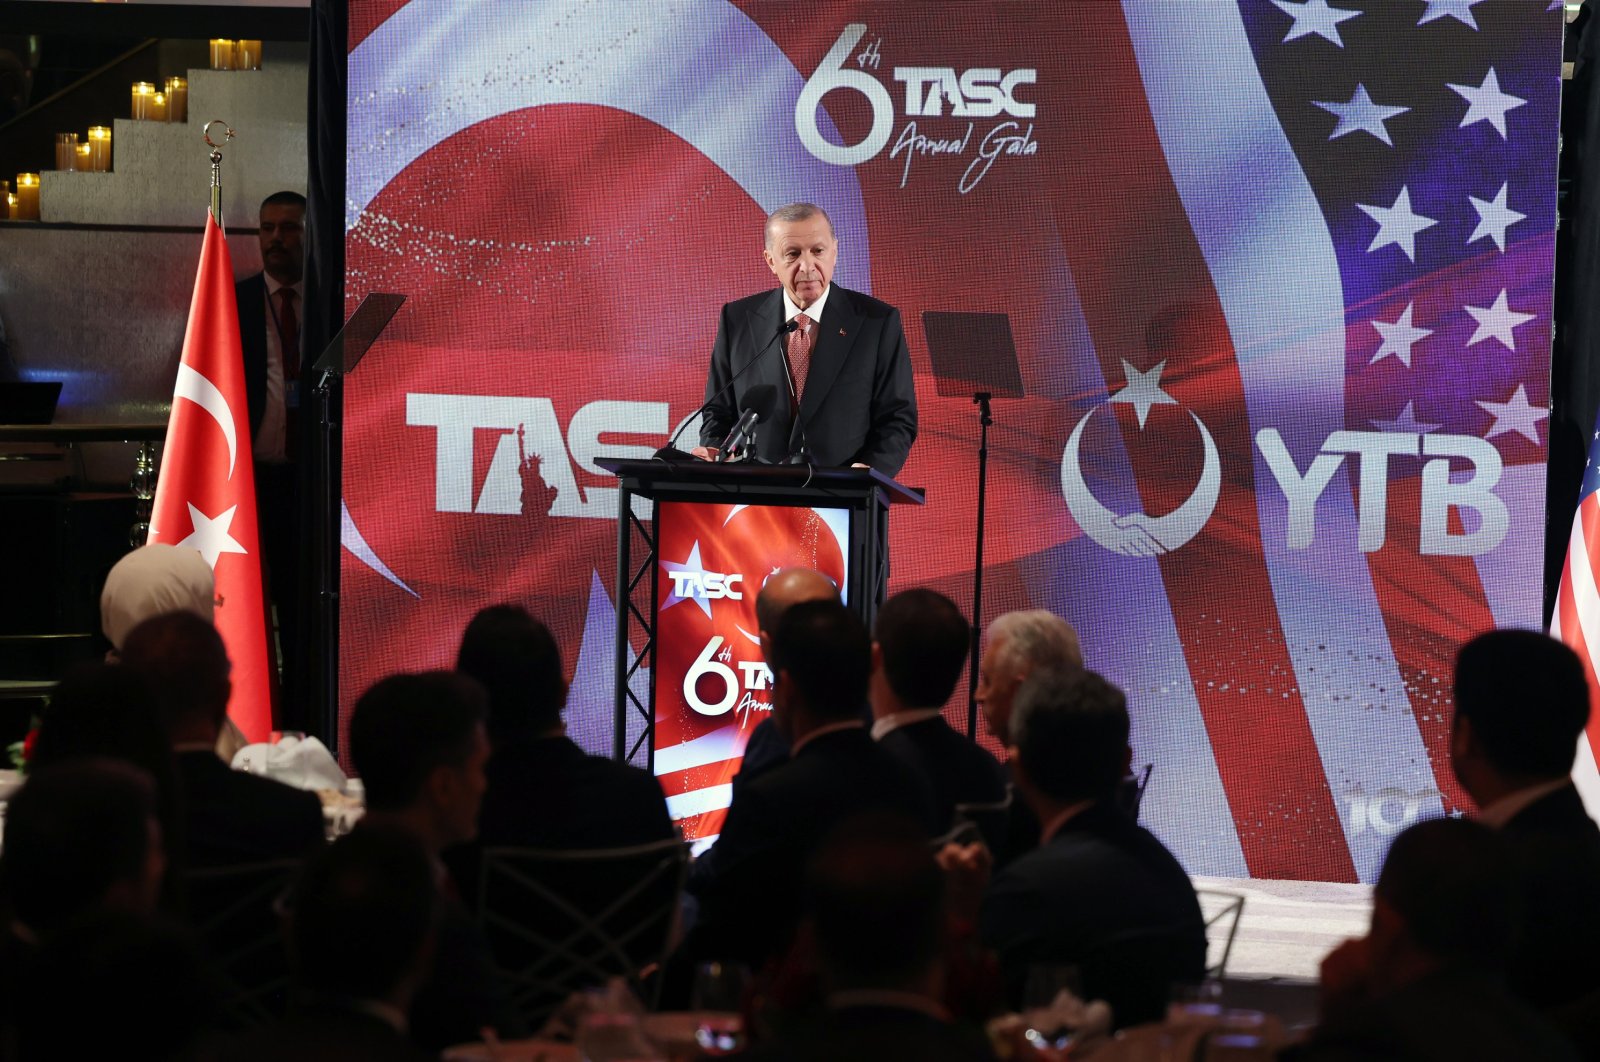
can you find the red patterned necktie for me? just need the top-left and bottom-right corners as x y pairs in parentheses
(787, 312), (813, 402)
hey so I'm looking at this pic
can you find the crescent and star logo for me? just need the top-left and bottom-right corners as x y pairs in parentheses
(1061, 359), (1220, 558)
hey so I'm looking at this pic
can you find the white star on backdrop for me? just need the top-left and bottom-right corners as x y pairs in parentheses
(1313, 84), (1409, 145)
(1417, 0), (1487, 30)
(660, 539), (716, 619)
(1448, 68), (1526, 139)
(1467, 183), (1526, 252)
(1358, 187), (1436, 262)
(1272, 0), (1361, 46)
(176, 503), (248, 570)
(1109, 359), (1178, 430)
(1370, 401), (1442, 435)
(1476, 384), (1548, 444)
(1370, 302), (1432, 367)
(1464, 289), (1535, 350)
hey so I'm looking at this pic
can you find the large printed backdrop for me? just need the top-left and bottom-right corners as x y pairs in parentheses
(343, 0), (1561, 883)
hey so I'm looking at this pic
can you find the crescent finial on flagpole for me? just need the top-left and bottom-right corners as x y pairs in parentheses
(202, 120), (234, 228)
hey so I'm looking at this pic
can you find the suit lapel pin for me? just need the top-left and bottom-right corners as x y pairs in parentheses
(838, 328), (847, 336)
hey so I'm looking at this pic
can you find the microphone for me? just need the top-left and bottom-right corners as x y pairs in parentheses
(657, 319), (800, 460)
(715, 384), (778, 462)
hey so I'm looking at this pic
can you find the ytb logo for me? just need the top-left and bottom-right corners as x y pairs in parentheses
(667, 571), (744, 601)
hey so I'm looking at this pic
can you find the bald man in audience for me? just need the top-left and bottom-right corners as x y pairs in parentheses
(733, 566), (843, 785)
(1450, 630), (1600, 1027)
(119, 611), (324, 865)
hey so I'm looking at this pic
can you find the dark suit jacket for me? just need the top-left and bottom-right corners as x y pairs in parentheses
(979, 800), (1206, 1028)
(445, 733), (675, 904)
(1285, 965), (1580, 1062)
(699, 286), (917, 475)
(175, 749), (326, 866)
(236, 272), (270, 439)
(877, 716), (1007, 836)
(685, 726), (936, 967)
(1501, 783), (1600, 1010)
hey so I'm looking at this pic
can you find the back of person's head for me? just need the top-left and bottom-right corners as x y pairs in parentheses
(289, 823), (437, 1003)
(755, 567), (840, 638)
(1375, 817), (1515, 970)
(456, 604), (567, 738)
(119, 611), (231, 739)
(0, 759), (162, 934)
(987, 610), (1083, 676)
(1011, 667), (1129, 804)
(770, 599), (869, 722)
(349, 670), (487, 812)
(806, 812), (945, 992)
(99, 543), (215, 651)
(874, 588), (968, 709)
(14, 909), (215, 1059)
(1453, 630), (1589, 781)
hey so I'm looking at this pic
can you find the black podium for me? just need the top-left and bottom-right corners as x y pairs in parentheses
(595, 459), (923, 805)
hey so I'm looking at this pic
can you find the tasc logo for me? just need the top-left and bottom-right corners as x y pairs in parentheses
(797, 24), (1039, 193)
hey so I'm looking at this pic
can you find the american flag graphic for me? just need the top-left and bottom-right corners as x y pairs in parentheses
(340, 0), (1562, 882)
(1550, 405), (1600, 797)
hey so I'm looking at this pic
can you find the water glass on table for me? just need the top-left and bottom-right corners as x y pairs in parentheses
(1021, 963), (1084, 1051)
(691, 961), (750, 1056)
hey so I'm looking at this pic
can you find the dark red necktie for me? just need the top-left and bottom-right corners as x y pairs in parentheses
(787, 313), (813, 403)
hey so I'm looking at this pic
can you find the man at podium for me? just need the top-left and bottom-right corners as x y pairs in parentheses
(692, 203), (917, 475)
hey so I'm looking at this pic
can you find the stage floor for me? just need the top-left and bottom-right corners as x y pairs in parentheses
(1196, 875), (1372, 982)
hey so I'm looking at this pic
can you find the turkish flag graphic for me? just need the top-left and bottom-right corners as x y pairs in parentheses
(149, 213), (274, 742)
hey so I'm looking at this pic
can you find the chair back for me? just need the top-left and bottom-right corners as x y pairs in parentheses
(182, 857), (302, 1028)
(478, 838), (690, 1029)
(951, 789), (1014, 856)
(1194, 888), (1246, 980)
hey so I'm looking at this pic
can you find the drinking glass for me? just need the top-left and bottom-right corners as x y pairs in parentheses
(691, 961), (749, 1056)
(1022, 963), (1083, 1050)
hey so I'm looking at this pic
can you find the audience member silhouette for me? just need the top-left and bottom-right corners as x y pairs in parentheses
(747, 813), (997, 1062)
(0, 760), (172, 1055)
(732, 567), (844, 785)
(978, 667), (1204, 1028)
(235, 825), (439, 1061)
(975, 610), (1083, 861)
(348, 671), (519, 1050)
(1288, 818), (1578, 1061)
(1451, 630), (1600, 1022)
(449, 605), (671, 879)
(27, 660), (187, 890)
(870, 588), (1006, 839)
(684, 600), (935, 970)
(120, 611), (324, 866)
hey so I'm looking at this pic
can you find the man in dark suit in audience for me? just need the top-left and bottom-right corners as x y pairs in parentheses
(1451, 630), (1600, 1017)
(979, 667), (1204, 1028)
(239, 825), (438, 1061)
(748, 814), (997, 1062)
(870, 588), (1006, 837)
(684, 601), (935, 969)
(1288, 818), (1578, 1062)
(731, 566), (843, 786)
(119, 611), (324, 865)
(447, 605), (673, 889)
(350, 670), (520, 1050)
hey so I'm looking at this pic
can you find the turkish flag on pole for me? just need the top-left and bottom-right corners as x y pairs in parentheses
(149, 212), (275, 742)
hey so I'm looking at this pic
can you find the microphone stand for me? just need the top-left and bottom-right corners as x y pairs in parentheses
(966, 390), (993, 740)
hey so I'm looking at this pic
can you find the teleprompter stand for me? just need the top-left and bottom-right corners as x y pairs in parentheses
(595, 458), (923, 765)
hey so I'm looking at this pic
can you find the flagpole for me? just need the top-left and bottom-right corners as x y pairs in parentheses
(202, 120), (234, 228)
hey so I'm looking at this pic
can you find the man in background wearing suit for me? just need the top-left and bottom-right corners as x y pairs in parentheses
(693, 203), (917, 475)
(236, 190), (307, 720)
(979, 667), (1204, 1028)
(871, 588), (1006, 838)
(119, 610), (324, 865)
(683, 600), (934, 969)
(1451, 630), (1600, 1028)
